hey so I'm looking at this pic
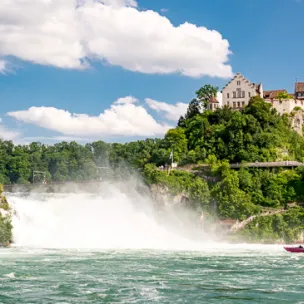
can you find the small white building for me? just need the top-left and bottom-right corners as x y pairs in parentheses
(207, 97), (220, 112)
(221, 72), (263, 109)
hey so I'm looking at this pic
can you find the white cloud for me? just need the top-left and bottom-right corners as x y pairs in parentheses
(145, 98), (188, 121)
(8, 96), (172, 137)
(98, 0), (138, 7)
(0, 0), (232, 78)
(24, 136), (88, 143)
(114, 96), (138, 105)
(0, 118), (20, 140)
(0, 60), (7, 74)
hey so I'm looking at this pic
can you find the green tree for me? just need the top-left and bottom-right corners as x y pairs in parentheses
(195, 84), (218, 109)
(185, 98), (202, 119)
(163, 127), (188, 163)
(277, 92), (293, 101)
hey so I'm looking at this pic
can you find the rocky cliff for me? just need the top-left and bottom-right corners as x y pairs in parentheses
(149, 184), (190, 207)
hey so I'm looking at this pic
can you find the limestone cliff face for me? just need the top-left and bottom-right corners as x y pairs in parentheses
(291, 110), (304, 135)
(149, 184), (190, 206)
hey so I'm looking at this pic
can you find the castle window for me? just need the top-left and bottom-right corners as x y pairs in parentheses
(233, 92), (236, 98)
(248, 92), (251, 98)
(227, 93), (230, 98)
(237, 88), (241, 98)
(233, 102), (236, 108)
(242, 101), (245, 107)
(237, 81), (241, 85)
(237, 102), (241, 108)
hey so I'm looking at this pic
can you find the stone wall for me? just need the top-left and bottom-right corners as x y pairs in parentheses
(265, 98), (304, 115)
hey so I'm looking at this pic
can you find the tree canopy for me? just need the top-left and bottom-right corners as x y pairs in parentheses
(195, 84), (218, 109)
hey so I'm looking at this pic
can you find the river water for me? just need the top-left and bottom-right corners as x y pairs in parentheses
(2, 187), (303, 303)
(0, 246), (302, 303)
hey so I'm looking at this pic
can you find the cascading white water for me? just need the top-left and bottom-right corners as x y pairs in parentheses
(6, 181), (283, 252)
(7, 181), (211, 250)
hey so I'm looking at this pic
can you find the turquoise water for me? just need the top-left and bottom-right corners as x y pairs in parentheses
(0, 246), (302, 303)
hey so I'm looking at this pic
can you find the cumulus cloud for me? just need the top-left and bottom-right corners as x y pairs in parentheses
(0, 0), (232, 78)
(114, 96), (138, 105)
(145, 98), (188, 121)
(0, 118), (20, 140)
(98, 0), (138, 7)
(8, 96), (172, 137)
(24, 136), (88, 143)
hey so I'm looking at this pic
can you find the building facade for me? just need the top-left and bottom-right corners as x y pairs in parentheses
(295, 82), (304, 100)
(207, 97), (219, 112)
(220, 75), (304, 134)
(263, 85), (304, 115)
(221, 72), (263, 109)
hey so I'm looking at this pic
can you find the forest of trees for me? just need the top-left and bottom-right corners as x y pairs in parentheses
(1, 95), (304, 185)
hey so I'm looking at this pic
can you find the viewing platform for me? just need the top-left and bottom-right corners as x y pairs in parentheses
(175, 161), (304, 171)
(229, 161), (304, 169)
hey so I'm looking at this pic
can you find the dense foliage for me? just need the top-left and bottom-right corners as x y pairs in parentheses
(177, 96), (304, 164)
(144, 164), (210, 211)
(0, 185), (12, 247)
(236, 207), (304, 243)
(0, 139), (165, 184)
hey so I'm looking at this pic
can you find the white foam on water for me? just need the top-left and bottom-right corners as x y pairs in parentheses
(4, 273), (15, 279)
(7, 182), (206, 250)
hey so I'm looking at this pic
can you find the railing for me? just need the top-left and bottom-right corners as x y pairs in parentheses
(229, 161), (304, 168)
(174, 161), (304, 172)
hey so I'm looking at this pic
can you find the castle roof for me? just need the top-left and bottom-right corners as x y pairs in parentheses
(295, 82), (304, 92)
(221, 72), (262, 94)
(209, 97), (219, 103)
(263, 89), (287, 99)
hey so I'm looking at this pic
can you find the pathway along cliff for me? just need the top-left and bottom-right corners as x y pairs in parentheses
(229, 208), (288, 232)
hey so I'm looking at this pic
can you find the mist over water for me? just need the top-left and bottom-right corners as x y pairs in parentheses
(5, 181), (283, 253)
(6, 181), (214, 250)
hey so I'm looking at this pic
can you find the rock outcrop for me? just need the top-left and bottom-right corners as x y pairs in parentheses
(149, 184), (190, 206)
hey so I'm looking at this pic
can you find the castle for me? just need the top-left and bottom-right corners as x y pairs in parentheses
(208, 73), (304, 134)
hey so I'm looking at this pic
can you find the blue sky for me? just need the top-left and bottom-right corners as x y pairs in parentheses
(0, 0), (303, 144)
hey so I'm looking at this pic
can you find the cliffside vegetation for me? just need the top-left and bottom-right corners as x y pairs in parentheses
(0, 185), (12, 247)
